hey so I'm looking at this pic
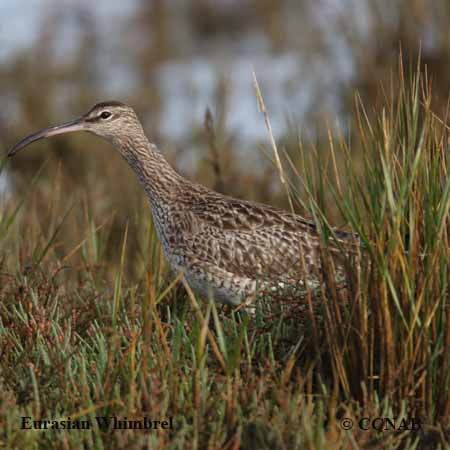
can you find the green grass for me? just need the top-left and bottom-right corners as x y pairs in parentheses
(1, 62), (449, 449)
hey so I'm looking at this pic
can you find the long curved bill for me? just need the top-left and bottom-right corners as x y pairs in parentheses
(8, 117), (86, 157)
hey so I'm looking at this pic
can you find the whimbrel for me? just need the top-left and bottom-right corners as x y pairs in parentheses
(8, 102), (357, 306)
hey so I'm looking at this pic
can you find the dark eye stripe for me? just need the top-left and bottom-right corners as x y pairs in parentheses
(85, 111), (113, 123)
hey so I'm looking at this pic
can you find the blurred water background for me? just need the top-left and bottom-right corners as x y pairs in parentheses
(1, 0), (450, 206)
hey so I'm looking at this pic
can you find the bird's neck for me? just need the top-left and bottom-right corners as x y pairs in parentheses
(116, 138), (186, 207)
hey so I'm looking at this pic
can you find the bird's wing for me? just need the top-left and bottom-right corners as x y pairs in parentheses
(188, 191), (318, 233)
(174, 194), (356, 282)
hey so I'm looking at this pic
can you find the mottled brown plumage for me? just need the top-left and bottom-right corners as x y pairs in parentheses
(8, 102), (357, 306)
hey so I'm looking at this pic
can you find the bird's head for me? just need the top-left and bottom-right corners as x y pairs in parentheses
(8, 101), (143, 157)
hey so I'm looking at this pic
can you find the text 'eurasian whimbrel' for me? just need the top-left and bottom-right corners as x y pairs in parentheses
(8, 102), (357, 306)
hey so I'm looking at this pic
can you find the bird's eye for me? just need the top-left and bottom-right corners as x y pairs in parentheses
(100, 111), (111, 120)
